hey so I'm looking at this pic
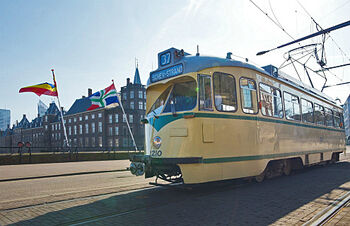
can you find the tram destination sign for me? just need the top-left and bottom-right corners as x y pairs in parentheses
(150, 64), (183, 83)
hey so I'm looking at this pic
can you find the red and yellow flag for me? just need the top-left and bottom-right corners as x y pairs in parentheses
(19, 82), (58, 97)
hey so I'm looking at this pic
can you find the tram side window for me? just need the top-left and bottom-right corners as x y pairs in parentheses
(259, 83), (283, 118)
(324, 108), (334, 127)
(284, 92), (301, 121)
(301, 99), (314, 123)
(213, 72), (237, 112)
(314, 104), (325, 126)
(240, 78), (258, 114)
(198, 74), (213, 111)
(340, 113), (345, 129)
(334, 111), (341, 128)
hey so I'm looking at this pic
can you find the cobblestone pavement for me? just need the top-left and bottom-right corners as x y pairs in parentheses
(0, 158), (350, 226)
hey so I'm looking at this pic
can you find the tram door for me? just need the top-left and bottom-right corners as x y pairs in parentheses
(198, 74), (215, 143)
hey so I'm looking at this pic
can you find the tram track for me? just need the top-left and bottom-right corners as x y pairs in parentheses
(303, 191), (350, 226)
(0, 182), (154, 211)
(61, 180), (253, 225)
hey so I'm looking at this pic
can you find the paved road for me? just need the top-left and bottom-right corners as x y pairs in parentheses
(0, 159), (349, 225)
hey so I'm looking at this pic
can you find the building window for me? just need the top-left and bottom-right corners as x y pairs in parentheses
(123, 138), (128, 147)
(85, 137), (89, 147)
(98, 136), (102, 147)
(130, 91), (134, 98)
(259, 83), (283, 118)
(85, 123), (89, 134)
(85, 115), (88, 120)
(91, 114), (95, 119)
(213, 72), (237, 112)
(240, 78), (258, 114)
(144, 102), (146, 110)
(108, 126), (113, 136)
(91, 137), (95, 147)
(123, 92), (127, 100)
(123, 114), (126, 123)
(98, 122), (102, 132)
(79, 125), (83, 134)
(123, 126), (127, 135)
(284, 92), (301, 121)
(108, 138), (113, 147)
(115, 138), (119, 147)
(91, 123), (95, 133)
(79, 116), (82, 121)
(79, 138), (83, 147)
(74, 125), (77, 135)
(108, 114), (112, 123)
(68, 118), (71, 123)
(138, 90), (143, 98)
(115, 126), (119, 135)
(130, 101), (134, 109)
(68, 126), (72, 135)
(144, 91), (146, 99)
(74, 117), (77, 122)
(115, 114), (119, 123)
(52, 125), (55, 130)
(301, 99), (314, 123)
(139, 101), (143, 110)
(98, 113), (102, 118)
(129, 114), (133, 123)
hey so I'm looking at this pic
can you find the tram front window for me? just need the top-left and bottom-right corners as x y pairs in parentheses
(163, 80), (197, 113)
(148, 86), (172, 115)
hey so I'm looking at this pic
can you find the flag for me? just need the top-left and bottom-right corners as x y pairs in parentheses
(87, 84), (119, 110)
(19, 82), (58, 96)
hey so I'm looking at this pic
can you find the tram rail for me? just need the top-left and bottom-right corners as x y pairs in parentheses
(303, 191), (350, 226)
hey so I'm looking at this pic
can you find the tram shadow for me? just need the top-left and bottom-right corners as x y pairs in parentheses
(11, 161), (350, 226)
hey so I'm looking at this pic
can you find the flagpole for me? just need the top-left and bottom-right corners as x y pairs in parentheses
(51, 69), (70, 149)
(112, 80), (138, 152)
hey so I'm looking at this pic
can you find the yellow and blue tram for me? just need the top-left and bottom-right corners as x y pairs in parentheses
(130, 48), (346, 184)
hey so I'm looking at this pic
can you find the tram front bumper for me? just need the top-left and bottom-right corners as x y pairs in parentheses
(129, 155), (202, 177)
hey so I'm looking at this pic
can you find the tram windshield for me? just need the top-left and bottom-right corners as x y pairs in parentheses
(148, 86), (172, 115)
(163, 80), (197, 113)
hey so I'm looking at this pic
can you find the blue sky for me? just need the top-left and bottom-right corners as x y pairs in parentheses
(1, 0), (349, 125)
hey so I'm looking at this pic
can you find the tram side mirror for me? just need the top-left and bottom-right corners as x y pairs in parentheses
(140, 119), (149, 124)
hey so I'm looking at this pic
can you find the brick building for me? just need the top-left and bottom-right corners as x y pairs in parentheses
(0, 67), (146, 152)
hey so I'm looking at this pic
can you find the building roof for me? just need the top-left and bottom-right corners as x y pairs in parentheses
(16, 114), (30, 129)
(66, 97), (91, 115)
(46, 102), (60, 115)
(134, 67), (141, 85)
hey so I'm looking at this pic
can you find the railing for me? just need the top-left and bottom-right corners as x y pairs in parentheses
(0, 146), (144, 164)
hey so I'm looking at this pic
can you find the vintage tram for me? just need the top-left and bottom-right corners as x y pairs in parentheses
(130, 47), (346, 184)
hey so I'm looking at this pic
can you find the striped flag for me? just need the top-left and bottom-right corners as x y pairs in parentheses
(87, 84), (119, 111)
(19, 82), (58, 96)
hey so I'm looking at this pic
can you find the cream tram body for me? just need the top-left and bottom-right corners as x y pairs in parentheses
(130, 48), (346, 184)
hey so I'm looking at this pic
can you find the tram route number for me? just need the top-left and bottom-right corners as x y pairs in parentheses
(151, 150), (162, 157)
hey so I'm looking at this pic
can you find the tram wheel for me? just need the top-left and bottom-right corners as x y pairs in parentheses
(283, 159), (292, 176)
(255, 171), (265, 183)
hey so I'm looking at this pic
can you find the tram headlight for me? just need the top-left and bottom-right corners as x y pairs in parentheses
(153, 136), (162, 149)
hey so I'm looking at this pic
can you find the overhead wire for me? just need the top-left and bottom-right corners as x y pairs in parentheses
(296, 0), (350, 62)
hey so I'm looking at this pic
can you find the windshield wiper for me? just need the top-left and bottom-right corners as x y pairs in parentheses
(152, 110), (159, 119)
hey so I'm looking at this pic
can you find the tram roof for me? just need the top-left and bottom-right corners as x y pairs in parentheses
(148, 48), (338, 106)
